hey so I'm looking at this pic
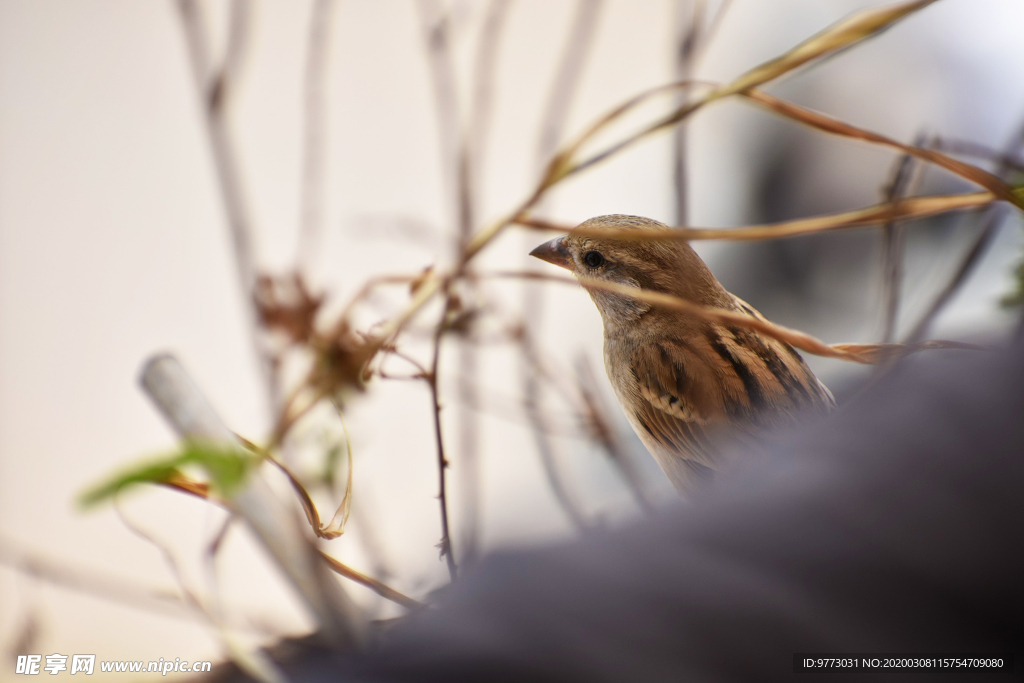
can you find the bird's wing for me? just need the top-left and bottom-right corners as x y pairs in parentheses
(627, 315), (834, 473)
(627, 335), (735, 472)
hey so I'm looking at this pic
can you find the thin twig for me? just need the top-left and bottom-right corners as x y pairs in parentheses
(535, 0), (604, 168)
(574, 355), (657, 513)
(297, 0), (340, 271)
(698, 0), (735, 59)
(456, 0), (514, 564)
(906, 122), (1024, 342)
(931, 137), (1024, 173)
(879, 133), (927, 343)
(175, 0), (282, 419)
(521, 0), (603, 533)
(113, 497), (207, 617)
(418, 0), (462, 248)
(318, 551), (422, 610)
(428, 297), (459, 580)
(672, 0), (703, 225)
(674, 0), (734, 224)
(519, 328), (592, 530)
(905, 205), (1011, 343)
(0, 536), (278, 633)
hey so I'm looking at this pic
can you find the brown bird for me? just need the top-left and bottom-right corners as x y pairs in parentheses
(530, 214), (835, 494)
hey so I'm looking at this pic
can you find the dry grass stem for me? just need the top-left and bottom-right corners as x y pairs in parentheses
(318, 552), (423, 610)
(488, 271), (984, 365)
(514, 191), (997, 242)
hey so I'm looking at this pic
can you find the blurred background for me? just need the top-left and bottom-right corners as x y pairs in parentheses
(1, 0), (1022, 678)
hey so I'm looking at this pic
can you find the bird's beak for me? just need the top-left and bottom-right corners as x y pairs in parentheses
(529, 236), (572, 270)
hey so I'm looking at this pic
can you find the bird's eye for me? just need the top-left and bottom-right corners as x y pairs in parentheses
(583, 250), (605, 268)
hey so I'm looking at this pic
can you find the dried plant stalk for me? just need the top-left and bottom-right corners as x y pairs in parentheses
(514, 191), (997, 242)
(489, 272), (983, 365)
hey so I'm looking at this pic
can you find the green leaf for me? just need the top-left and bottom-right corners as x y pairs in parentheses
(79, 442), (257, 508)
(182, 442), (256, 497)
(78, 459), (185, 508)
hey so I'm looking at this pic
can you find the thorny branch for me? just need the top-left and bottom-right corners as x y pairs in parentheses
(429, 294), (459, 580)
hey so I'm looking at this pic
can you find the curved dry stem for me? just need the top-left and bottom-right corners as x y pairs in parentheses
(743, 90), (1021, 207)
(318, 551), (422, 610)
(515, 191), (997, 242)
(486, 271), (984, 365)
(561, 0), (940, 180)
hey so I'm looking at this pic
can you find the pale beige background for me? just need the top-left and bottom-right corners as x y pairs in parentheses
(2, 0), (1023, 679)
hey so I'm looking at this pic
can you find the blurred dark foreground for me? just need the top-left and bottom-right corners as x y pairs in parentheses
(206, 330), (1024, 682)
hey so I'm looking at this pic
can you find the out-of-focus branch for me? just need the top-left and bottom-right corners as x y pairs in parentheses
(418, 0), (462, 247)
(574, 355), (656, 513)
(297, 0), (340, 271)
(879, 133), (927, 343)
(673, 0), (733, 224)
(906, 123), (1024, 343)
(417, 0), (514, 564)
(463, 0), (512, 247)
(455, 0), (514, 564)
(139, 354), (363, 647)
(535, 0), (603, 169)
(672, 0), (702, 226)
(0, 536), (274, 633)
(519, 329), (592, 531)
(175, 0), (282, 417)
(905, 207), (1010, 343)
(520, 0), (603, 533)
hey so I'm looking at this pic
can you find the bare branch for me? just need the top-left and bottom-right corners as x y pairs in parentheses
(428, 300), (459, 580)
(880, 133), (927, 343)
(521, 0), (603, 534)
(574, 355), (657, 513)
(0, 536), (278, 633)
(672, 0), (703, 225)
(417, 0), (463, 246)
(906, 122), (1024, 342)
(175, 0), (282, 418)
(519, 329), (592, 531)
(297, 0), (341, 270)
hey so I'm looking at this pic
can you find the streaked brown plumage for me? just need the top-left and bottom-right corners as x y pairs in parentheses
(531, 214), (834, 494)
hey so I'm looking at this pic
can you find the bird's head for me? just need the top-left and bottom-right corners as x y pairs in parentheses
(529, 214), (728, 328)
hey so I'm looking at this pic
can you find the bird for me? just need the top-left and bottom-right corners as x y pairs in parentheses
(530, 214), (835, 495)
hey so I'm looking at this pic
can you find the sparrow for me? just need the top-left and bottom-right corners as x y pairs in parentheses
(530, 214), (835, 494)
